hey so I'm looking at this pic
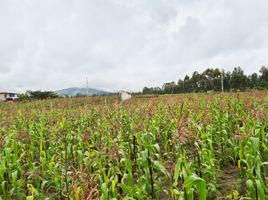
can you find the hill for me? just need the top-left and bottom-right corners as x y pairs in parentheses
(55, 87), (110, 97)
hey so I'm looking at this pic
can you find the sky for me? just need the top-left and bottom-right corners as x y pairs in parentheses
(1, 0), (268, 92)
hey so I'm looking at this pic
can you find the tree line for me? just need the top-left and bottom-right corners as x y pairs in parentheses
(18, 90), (59, 101)
(143, 66), (268, 94)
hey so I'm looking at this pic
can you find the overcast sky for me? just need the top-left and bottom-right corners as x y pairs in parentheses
(1, 0), (268, 92)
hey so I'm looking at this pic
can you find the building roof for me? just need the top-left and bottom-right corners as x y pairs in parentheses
(0, 92), (17, 94)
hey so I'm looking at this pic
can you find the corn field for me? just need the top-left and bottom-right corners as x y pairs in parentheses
(0, 92), (268, 199)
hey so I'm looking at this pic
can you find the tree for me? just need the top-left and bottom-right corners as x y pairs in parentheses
(259, 66), (268, 88)
(162, 82), (177, 94)
(142, 66), (266, 95)
(184, 75), (190, 93)
(212, 68), (222, 91)
(190, 71), (201, 92)
(27, 91), (59, 100)
(177, 79), (185, 93)
(143, 87), (151, 94)
(230, 67), (249, 91)
(248, 73), (259, 88)
(223, 71), (231, 91)
(202, 68), (214, 91)
(142, 87), (162, 95)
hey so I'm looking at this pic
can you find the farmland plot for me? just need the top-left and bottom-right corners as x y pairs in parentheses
(0, 92), (268, 199)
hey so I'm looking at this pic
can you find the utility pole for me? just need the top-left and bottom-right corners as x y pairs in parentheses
(86, 77), (89, 97)
(221, 69), (224, 93)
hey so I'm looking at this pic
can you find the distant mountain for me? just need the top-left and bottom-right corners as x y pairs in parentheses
(55, 87), (110, 97)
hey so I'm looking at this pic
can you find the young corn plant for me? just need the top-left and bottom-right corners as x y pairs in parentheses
(240, 137), (267, 199)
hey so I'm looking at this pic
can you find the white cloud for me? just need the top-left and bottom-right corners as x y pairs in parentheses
(0, 0), (268, 92)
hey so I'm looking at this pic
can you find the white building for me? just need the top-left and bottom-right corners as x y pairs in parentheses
(0, 92), (18, 101)
(120, 91), (131, 101)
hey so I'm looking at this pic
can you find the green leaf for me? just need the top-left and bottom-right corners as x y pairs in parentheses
(256, 179), (265, 200)
(250, 137), (259, 155)
(246, 179), (256, 199)
(100, 183), (108, 200)
(26, 196), (34, 200)
(184, 174), (206, 200)
(11, 170), (18, 182)
(153, 160), (170, 178)
(152, 143), (160, 152)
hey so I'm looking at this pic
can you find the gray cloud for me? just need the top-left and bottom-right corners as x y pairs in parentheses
(0, 0), (268, 92)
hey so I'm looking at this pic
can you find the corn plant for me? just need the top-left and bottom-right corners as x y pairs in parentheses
(0, 92), (267, 199)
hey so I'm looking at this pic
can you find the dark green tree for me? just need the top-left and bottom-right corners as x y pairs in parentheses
(230, 67), (249, 91)
(162, 82), (177, 94)
(177, 79), (185, 93)
(27, 90), (59, 100)
(248, 73), (259, 88)
(259, 66), (268, 88)
(184, 75), (190, 93)
(142, 66), (267, 95)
